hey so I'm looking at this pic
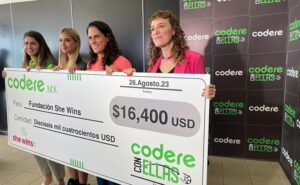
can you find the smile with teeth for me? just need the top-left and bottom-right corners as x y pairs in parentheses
(92, 45), (100, 50)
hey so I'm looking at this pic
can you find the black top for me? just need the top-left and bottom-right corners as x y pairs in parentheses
(157, 66), (175, 73)
(76, 55), (87, 70)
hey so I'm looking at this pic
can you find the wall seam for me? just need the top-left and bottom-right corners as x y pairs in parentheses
(142, 0), (145, 72)
(70, 0), (74, 28)
(9, 3), (16, 66)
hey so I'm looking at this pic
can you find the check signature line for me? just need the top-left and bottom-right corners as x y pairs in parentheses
(130, 174), (165, 185)
(33, 125), (119, 147)
(120, 85), (182, 91)
(24, 107), (103, 123)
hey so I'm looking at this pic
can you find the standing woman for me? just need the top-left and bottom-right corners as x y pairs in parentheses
(149, 10), (215, 97)
(1, 31), (66, 185)
(86, 20), (132, 185)
(57, 28), (87, 185)
(125, 10), (216, 98)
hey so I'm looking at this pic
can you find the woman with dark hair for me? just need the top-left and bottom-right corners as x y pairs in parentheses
(2, 30), (65, 185)
(86, 20), (131, 75)
(87, 20), (131, 185)
(125, 10), (215, 98)
(22, 31), (57, 70)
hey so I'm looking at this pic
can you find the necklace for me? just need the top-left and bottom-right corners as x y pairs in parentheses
(162, 55), (173, 60)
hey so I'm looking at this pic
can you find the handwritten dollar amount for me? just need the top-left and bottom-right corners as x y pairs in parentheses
(109, 97), (202, 137)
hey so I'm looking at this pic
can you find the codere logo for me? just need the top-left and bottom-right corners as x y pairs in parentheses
(215, 27), (247, 45)
(284, 104), (296, 128)
(294, 160), (300, 185)
(255, 0), (284, 5)
(296, 119), (300, 130)
(213, 137), (241, 145)
(248, 65), (283, 82)
(131, 143), (196, 184)
(184, 33), (209, 41)
(248, 137), (280, 153)
(282, 147), (293, 167)
(215, 69), (243, 77)
(252, 29), (283, 38)
(287, 67), (299, 79)
(7, 74), (57, 94)
(248, 104), (279, 112)
(182, 0), (211, 10)
(213, 100), (244, 116)
(216, 0), (231, 2)
(289, 18), (300, 42)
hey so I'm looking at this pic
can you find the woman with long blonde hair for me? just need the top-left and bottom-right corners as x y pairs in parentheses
(58, 28), (86, 72)
(57, 28), (87, 185)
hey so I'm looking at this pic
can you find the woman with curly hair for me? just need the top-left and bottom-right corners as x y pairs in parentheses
(126, 10), (215, 98)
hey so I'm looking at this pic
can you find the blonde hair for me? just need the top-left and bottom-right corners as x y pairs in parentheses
(58, 28), (81, 69)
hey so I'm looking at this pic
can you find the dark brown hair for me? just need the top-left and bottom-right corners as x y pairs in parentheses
(87, 21), (121, 67)
(22, 31), (57, 68)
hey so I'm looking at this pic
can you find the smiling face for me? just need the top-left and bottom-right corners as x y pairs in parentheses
(59, 33), (78, 54)
(24, 36), (40, 57)
(150, 17), (175, 49)
(88, 26), (109, 55)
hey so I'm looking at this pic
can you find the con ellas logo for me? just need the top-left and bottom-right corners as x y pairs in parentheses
(289, 18), (300, 42)
(182, 0), (211, 10)
(215, 27), (247, 45)
(248, 137), (280, 153)
(255, 0), (285, 5)
(131, 143), (196, 184)
(7, 74), (57, 94)
(294, 160), (300, 185)
(284, 104), (296, 128)
(213, 100), (244, 116)
(248, 65), (283, 82)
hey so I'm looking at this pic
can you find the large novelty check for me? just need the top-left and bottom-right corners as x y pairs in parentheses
(5, 68), (210, 185)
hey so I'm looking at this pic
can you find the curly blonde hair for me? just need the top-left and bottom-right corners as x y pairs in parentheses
(148, 10), (189, 71)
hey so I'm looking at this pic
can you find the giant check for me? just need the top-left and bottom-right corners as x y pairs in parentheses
(5, 68), (210, 185)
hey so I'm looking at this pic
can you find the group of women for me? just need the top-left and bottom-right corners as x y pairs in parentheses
(2, 10), (216, 185)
